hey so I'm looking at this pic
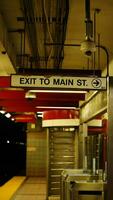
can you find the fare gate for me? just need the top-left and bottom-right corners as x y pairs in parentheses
(47, 128), (76, 197)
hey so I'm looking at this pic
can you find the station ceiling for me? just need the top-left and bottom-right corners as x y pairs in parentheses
(0, 0), (111, 121)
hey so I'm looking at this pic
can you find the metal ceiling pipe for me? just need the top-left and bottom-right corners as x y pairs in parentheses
(85, 0), (90, 20)
(80, 0), (96, 57)
(85, 0), (93, 39)
(20, 0), (40, 67)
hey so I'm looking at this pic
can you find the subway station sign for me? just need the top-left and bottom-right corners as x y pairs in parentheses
(11, 75), (107, 90)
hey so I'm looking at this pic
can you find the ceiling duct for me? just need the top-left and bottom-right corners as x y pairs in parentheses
(81, 0), (96, 56)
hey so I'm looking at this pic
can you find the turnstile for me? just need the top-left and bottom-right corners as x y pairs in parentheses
(60, 169), (84, 200)
(60, 169), (106, 200)
(60, 169), (93, 200)
(70, 180), (107, 200)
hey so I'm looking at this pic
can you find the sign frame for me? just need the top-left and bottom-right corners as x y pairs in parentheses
(11, 75), (107, 90)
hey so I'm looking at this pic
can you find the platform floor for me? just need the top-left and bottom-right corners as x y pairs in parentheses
(11, 177), (47, 200)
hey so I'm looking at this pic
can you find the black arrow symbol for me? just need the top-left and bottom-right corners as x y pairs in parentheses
(92, 79), (102, 88)
(93, 79), (100, 86)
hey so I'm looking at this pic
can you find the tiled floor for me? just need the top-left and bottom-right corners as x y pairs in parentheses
(11, 177), (47, 200)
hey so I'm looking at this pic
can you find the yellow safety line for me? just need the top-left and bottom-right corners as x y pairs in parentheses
(0, 176), (26, 200)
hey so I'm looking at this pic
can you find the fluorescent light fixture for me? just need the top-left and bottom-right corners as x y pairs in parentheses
(0, 110), (6, 114)
(37, 112), (43, 114)
(20, 142), (25, 145)
(5, 113), (11, 118)
(37, 114), (43, 118)
(25, 91), (36, 99)
(29, 90), (87, 94)
(36, 106), (77, 109)
(37, 112), (43, 118)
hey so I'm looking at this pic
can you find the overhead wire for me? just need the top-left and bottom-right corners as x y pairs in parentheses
(43, 0), (54, 68)
(22, 0), (40, 67)
(53, 0), (69, 68)
(57, 0), (69, 68)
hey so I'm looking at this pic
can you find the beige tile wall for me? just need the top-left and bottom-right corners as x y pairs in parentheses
(26, 121), (47, 177)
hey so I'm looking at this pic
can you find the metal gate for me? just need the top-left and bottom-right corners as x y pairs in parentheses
(47, 127), (76, 197)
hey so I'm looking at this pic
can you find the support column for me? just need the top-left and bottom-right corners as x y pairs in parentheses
(83, 123), (88, 170)
(107, 77), (113, 200)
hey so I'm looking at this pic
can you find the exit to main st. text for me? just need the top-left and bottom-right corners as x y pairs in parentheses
(19, 77), (88, 87)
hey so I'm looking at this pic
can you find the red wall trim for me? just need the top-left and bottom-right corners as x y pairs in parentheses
(43, 109), (79, 120)
(0, 76), (10, 87)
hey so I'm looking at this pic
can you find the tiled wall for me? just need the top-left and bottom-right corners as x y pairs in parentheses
(26, 120), (47, 176)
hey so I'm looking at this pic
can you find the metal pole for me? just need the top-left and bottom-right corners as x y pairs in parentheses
(45, 42), (109, 77)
